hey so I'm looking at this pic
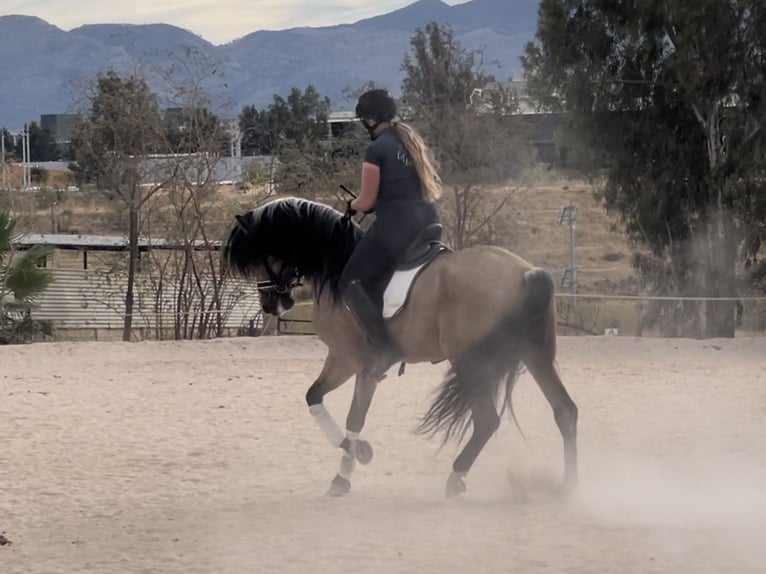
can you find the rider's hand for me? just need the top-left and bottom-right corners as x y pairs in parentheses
(342, 200), (357, 222)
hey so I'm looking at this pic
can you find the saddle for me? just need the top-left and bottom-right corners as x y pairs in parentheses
(382, 223), (451, 320)
(394, 223), (449, 271)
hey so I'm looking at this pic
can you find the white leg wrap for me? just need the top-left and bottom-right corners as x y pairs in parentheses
(338, 430), (360, 479)
(338, 452), (356, 479)
(309, 403), (346, 448)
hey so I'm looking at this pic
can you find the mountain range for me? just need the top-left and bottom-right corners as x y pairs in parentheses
(0, 0), (540, 128)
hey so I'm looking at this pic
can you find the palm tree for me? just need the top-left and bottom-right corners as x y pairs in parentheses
(1, 210), (54, 340)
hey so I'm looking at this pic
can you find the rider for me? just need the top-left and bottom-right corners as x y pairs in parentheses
(340, 88), (443, 381)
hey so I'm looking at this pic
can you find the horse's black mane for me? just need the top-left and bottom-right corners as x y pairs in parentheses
(223, 197), (364, 301)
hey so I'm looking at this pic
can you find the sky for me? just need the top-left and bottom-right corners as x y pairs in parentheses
(5, 0), (464, 44)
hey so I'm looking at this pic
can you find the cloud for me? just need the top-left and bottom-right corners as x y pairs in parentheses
(4, 0), (431, 44)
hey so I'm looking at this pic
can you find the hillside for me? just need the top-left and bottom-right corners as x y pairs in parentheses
(0, 0), (541, 127)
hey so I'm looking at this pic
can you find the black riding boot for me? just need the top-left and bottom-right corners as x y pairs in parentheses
(343, 280), (401, 381)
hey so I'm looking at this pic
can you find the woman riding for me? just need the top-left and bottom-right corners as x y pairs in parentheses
(340, 88), (443, 381)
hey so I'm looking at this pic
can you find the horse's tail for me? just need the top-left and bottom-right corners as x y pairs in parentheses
(520, 267), (556, 319)
(416, 267), (555, 446)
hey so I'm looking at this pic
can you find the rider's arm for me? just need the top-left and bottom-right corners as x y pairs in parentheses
(351, 162), (380, 213)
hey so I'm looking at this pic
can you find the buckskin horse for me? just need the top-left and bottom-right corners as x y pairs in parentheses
(223, 196), (578, 498)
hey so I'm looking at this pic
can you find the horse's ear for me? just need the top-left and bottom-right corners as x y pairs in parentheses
(234, 214), (249, 232)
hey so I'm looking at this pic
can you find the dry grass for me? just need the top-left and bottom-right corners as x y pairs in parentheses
(499, 172), (638, 293)
(3, 168), (655, 334)
(5, 168), (763, 336)
(1, 164), (74, 189)
(2, 169), (639, 287)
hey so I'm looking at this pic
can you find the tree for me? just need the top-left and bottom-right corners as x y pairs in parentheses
(29, 166), (49, 185)
(341, 80), (388, 106)
(71, 48), (250, 341)
(23, 122), (58, 162)
(522, 0), (766, 338)
(238, 105), (271, 156)
(164, 107), (224, 154)
(239, 85), (331, 156)
(1, 129), (15, 162)
(137, 46), (255, 340)
(238, 84), (367, 205)
(0, 210), (54, 342)
(401, 22), (532, 248)
(71, 71), (172, 340)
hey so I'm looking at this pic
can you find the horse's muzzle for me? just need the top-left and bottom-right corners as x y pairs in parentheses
(261, 292), (294, 316)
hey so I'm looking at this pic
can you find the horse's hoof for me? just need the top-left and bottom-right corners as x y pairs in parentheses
(327, 474), (351, 497)
(445, 472), (467, 498)
(354, 440), (374, 465)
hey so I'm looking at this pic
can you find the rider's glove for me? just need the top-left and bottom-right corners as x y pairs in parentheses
(342, 200), (357, 222)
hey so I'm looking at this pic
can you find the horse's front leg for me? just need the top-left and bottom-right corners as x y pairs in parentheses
(305, 352), (373, 495)
(327, 374), (379, 496)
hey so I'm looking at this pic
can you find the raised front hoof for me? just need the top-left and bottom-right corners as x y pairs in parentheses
(353, 440), (374, 465)
(445, 472), (467, 499)
(326, 474), (351, 497)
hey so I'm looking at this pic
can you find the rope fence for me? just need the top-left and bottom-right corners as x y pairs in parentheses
(555, 293), (766, 302)
(19, 291), (765, 340)
(38, 292), (765, 320)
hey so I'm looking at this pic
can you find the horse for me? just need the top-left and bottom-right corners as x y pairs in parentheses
(223, 196), (578, 498)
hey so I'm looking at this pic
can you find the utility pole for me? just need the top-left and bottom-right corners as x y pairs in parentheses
(21, 124), (26, 189)
(24, 124), (31, 189)
(21, 124), (28, 190)
(1, 128), (6, 190)
(557, 201), (578, 308)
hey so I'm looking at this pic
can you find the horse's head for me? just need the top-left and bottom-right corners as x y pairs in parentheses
(225, 213), (302, 316)
(223, 197), (364, 313)
(253, 259), (300, 316)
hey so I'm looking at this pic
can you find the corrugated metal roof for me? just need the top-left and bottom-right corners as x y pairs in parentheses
(12, 154), (277, 185)
(15, 233), (222, 251)
(328, 111), (357, 123)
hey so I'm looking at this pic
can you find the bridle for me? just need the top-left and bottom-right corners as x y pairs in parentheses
(256, 258), (302, 294)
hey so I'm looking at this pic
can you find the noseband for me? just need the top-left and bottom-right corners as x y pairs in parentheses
(257, 258), (302, 294)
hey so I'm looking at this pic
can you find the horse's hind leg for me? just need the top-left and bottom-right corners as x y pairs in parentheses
(523, 350), (578, 490)
(446, 380), (501, 498)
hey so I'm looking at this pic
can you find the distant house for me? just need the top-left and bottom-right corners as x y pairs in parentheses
(33, 106), (276, 186)
(138, 154), (275, 187)
(40, 113), (79, 144)
(327, 81), (569, 167)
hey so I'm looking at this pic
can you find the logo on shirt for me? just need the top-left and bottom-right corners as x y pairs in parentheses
(397, 147), (412, 167)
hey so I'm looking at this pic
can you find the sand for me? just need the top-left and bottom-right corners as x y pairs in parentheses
(1, 334), (765, 573)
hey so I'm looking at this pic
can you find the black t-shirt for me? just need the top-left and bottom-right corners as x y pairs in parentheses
(364, 127), (425, 211)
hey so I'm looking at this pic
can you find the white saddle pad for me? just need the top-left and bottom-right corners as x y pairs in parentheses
(382, 262), (429, 319)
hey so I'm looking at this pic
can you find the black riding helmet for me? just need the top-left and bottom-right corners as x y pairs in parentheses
(355, 89), (397, 122)
(355, 89), (397, 138)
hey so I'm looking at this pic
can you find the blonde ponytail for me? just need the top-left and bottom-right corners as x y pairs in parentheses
(391, 119), (443, 201)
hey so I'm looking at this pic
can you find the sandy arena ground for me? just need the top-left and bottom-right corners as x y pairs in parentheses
(1, 334), (765, 573)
